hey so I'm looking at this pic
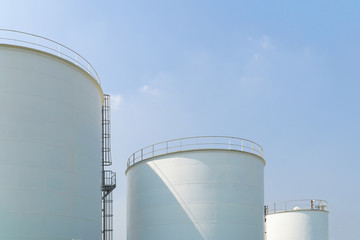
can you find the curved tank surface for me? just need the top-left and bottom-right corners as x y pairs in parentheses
(265, 200), (329, 240)
(0, 33), (103, 240)
(126, 136), (266, 240)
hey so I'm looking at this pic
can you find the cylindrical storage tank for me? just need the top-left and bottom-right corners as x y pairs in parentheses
(0, 31), (103, 240)
(126, 136), (265, 240)
(265, 200), (329, 240)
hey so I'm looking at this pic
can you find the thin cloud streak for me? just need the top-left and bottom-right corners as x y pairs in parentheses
(110, 94), (123, 110)
(139, 84), (160, 96)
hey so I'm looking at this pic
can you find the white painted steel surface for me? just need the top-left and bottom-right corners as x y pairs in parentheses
(0, 29), (101, 85)
(127, 136), (263, 168)
(0, 44), (103, 240)
(126, 148), (265, 240)
(266, 199), (328, 214)
(266, 208), (329, 240)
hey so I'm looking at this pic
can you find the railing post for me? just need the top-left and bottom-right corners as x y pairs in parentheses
(285, 201), (287, 212)
(126, 137), (263, 169)
(274, 203), (276, 213)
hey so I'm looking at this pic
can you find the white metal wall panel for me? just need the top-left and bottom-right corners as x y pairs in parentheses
(126, 149), (265, 240)
(266, 211), (329, 240)
(0, 45), (103, 240)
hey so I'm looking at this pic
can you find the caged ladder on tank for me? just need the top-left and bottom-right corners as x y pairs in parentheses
(102, 94), (116, 240)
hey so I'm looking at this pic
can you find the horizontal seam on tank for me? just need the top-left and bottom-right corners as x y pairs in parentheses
(0, 45), (103, 95)
(0, 111), (99, 132)
(127, 221), (264, 231)
(0, 120), (100, 139)
(126, 193), (262, 200)
(127, 182), (263, 194)
(128, 202), (264, 210)
(0, 89), (100, 122)
(0, 187), (101, 198)
(127, 184), (263, 192)
(158, 182), (262, 187)
(0, 138), (101, 160)
(0, 66), (101, 109)
(0, 162), (101, 179)
(0, 122), (100, 142)
(0, 211), (100, 222)
(0, 64), (102, 101)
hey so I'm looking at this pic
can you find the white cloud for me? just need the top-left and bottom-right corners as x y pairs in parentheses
(252, 53), (261, 61)
(248, 35), (275, 50)
(260, 35), (274, 49)
(139, 85), (160, 96)
(110, 94), (123, 110)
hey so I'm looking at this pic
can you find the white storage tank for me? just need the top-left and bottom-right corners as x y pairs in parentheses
(126, 136), (265, 240)
(0, 30), (103, 240)
(265, 199), (329, 240)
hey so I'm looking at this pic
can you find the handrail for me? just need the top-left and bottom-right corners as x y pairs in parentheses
(127, 136), (263, 168)
(102, 170), (116, 187)
(0, 29), (100, 85)
(265, 199), (328, 215)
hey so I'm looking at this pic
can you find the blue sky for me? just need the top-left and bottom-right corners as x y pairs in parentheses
(1, 0), (359, 239)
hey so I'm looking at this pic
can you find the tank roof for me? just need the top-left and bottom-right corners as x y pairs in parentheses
(0, 29), (100, 85)
(127, 136), (264, 169)
(265, 199), (329, 215)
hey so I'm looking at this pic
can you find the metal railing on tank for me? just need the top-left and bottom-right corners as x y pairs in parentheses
(0, 29), (100, 85)
(265, 199), (328, 215)
(127, 136), (263, 168)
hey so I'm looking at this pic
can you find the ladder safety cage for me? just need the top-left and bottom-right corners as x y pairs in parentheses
(101, 94), (116, 240)
(102, 94), (112, 166)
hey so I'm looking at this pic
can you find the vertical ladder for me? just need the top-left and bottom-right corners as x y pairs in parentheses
(102, 94), (116, 240)
(102, 94), (111, 166)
